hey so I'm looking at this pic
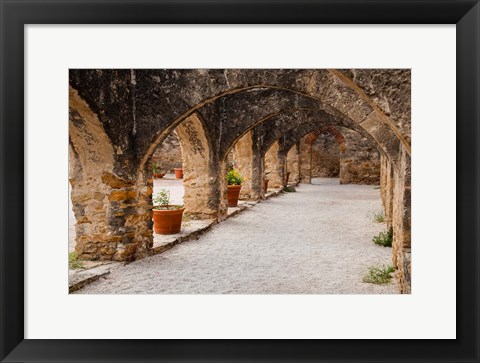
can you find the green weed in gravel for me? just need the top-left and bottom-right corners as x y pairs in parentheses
(69, 252), (84, 270)
(372, 228), (393, 247)
(362, 265), (395, 285)
(373, 211), (386, 223)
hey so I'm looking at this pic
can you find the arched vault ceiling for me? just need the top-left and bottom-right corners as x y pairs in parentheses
(246, 109), (366, 157)
(69, 69), (410, 175)
(280, 120), (375, 156)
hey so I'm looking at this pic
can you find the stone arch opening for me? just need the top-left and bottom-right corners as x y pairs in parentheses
(217, 105), (388, 202)
(281, 123), (381, 186)
(128, 76), (407, 174)
(68, 69), (411, 292)
(305, 127), (346, 181)
(145, 112), (219, 222)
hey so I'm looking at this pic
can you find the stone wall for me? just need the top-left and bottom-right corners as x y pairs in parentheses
(151, 131), (182, 173)
(339, 128), (381, 185)
(391, 146), (411, 293)
(380, 149), (411, 293)
(311, 134), (340, 178)
(69, 88), (153, 262)
(299, 128), (380, 185)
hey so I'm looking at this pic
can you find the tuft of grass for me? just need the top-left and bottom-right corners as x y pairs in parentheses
(362, 265), (395, 285)
(372, 228), (393, 247)
(373, 211), (386, 223)
(69, 252), (84, 270)
(283, 185), (296, 192)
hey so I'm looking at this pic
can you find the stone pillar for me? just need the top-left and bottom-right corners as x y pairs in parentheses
(175, 114), (219, 220)
(215, 157), (229, 221)
(251, 144), (265, 200)
(233, 131), (254, 200)
(391, 146), (411, 293)
(71, 169), (154, 262)
(299, 138), (312, 184)
(286, 144), (300, 184)
(265, 141), (284, 188)
(70, 87), (153, 262)
(380, 155), (395, 227)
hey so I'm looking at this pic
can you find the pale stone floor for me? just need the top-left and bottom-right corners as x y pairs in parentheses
(73, 178), (399, 294)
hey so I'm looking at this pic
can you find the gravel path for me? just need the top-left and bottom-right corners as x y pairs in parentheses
(77, 178), (398, 294)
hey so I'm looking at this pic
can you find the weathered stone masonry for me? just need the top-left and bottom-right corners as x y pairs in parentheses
(380, 149), (411, 293)
(69, 69), (411, 292)
(151, 131), (182, 173)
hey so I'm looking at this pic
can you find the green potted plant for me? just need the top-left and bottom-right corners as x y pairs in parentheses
(226, 169), (245, 207)
(173, 163), (183, 179)
(152, 162), (165, 179)
(152, 189), (184, 234)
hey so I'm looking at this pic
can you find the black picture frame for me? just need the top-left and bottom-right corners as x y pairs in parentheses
(1, 1), (478, 362)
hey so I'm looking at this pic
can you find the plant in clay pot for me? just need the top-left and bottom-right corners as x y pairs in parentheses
(152, 189), (184, 234)
(152, 162), (166, 179)
(173, 163), (183, 179)
(226, 169), (246, 207)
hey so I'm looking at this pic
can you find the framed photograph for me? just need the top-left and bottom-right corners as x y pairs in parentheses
(1, 1), (478, 362)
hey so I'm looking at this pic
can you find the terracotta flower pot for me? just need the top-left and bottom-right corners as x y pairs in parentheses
(227, 185), (242, 207)
(153, 173), (165, 179)
(285, 172), (291, 184)
(152, 207), (185, 234)
(174, 168), (183, 179)
(263, 178), (269, 193)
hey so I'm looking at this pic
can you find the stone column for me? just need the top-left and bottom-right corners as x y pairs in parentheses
(299, 138), (312, 184)
(175, 114), (219, 220)
(214, 157), (229, 221)
(265, 141), (284, 188)
(391, 146), (411, 293)
(72, 168), (154, 261)
(251, 146), (265, 200)
(233, 131), (255, 200)
(380, 155), (395, 227)
(70, 88), (153, 262)
(70, 147), (154, 262)
(286, 144), (300, 184)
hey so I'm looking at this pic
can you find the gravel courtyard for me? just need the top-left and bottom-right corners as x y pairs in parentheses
(76, 178), (398, 294)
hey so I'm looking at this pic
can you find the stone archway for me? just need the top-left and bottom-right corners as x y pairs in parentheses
(70, 69), (410, 172)
(68, 69), (411, 293)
